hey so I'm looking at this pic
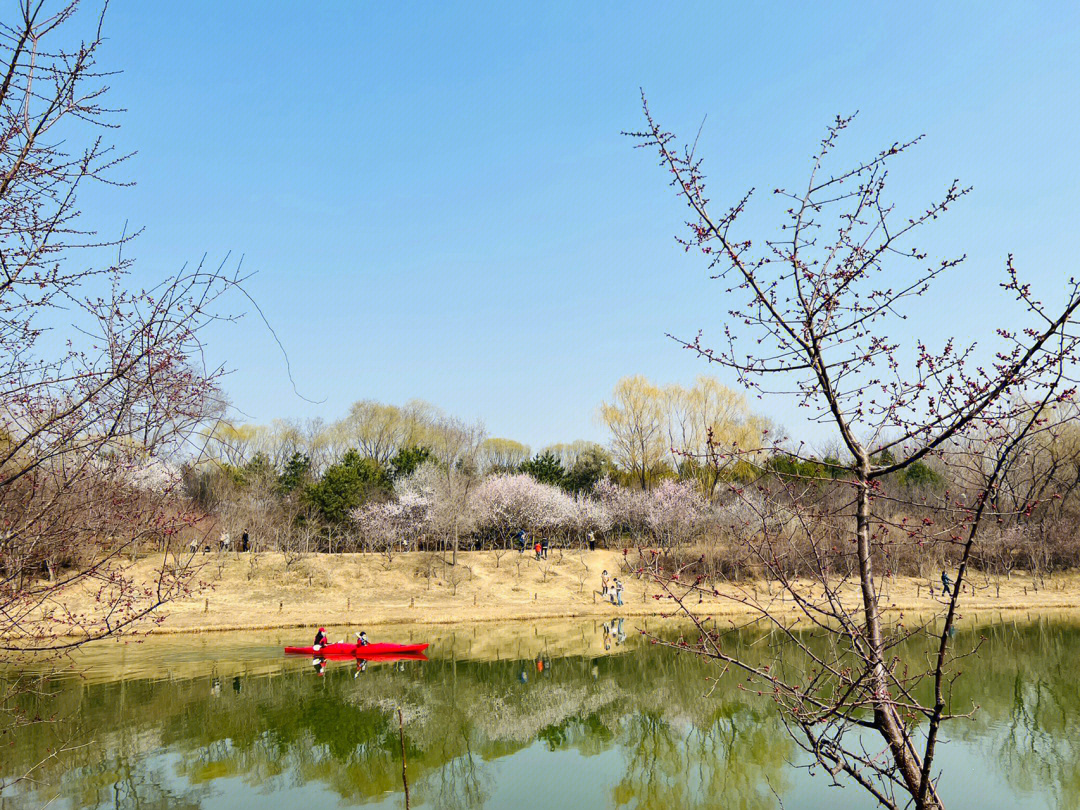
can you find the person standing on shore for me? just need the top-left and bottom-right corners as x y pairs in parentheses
(601, 570), (610, 598)
(614, 578), (624, 607)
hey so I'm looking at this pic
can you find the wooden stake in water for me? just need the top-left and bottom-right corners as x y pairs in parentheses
(398, 708), (410, 809)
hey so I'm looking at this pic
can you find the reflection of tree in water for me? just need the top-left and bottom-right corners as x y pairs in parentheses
(3, 647), (762, 808)
(3, 619), (1080, 809)
(947, 620), (1080, 810)
(416, 733), (492, 810)
(49, 748), (207, 810)
(614, 708), (789, 810)
(477, 680), (622, 744)
(605, 649), (792, 810)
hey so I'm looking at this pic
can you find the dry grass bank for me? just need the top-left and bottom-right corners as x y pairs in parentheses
(24, 549), (1080, 637)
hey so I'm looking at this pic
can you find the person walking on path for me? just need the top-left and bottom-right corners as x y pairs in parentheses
(941, 570), (953, 597)
(516, 529), (528, 554)
(534, 540), (542, 560)
(541, 537), (549, 559)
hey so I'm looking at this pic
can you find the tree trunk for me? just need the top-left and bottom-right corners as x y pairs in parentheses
(855, 462), (941, 808)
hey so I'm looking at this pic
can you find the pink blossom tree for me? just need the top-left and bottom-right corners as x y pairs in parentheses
(471, 474), (564, 544)
(643, 480), (707, 547)
(352, 492), (428, 564)
(594, 478), (649, 542)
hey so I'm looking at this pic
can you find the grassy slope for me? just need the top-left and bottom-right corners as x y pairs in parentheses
(32, 549), (1080, 635)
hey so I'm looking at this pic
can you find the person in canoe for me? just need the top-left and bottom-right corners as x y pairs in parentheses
(313, 627), (328, 651)
(356, 631), (369, 647)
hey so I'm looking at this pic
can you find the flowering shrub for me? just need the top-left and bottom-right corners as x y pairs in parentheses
(595, 478), (705, 545)
(644, 480), (707, 546)
(595, 478), (650, 540)
(351, 464), (439, 554)
(470, 474), (575, 542)
(352, 469), (716, 550)
(352, 491), (429, 557)
(572, 494), (613, 537)
(123, 460), (181, 494)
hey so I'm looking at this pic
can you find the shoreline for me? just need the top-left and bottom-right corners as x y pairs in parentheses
(18, 550), (1080, 639)
(91, 603), (1080, 637)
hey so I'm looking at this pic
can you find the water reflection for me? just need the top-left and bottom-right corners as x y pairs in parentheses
(2, 617), (1079, 809)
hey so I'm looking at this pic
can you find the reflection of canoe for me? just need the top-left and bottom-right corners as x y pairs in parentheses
(316, 651), (428, 663)
(284, 642), (429, 656)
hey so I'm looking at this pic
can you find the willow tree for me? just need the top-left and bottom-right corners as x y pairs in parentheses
(664, 376), (769, 498)
(630, 97), (1080, 809)
(338, 400), (409, 465)
(479, 437), (531, 473)
(600, 374), (667, 489)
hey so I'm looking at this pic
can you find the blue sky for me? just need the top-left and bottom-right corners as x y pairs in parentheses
(79, 1), (1080, 450)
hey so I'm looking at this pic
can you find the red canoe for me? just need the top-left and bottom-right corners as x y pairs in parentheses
(284, 642), (429, 656)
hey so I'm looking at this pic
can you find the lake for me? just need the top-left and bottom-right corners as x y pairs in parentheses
(2, 615), (1078, 809)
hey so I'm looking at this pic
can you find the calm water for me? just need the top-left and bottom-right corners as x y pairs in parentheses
(2, 616), (1079, 809)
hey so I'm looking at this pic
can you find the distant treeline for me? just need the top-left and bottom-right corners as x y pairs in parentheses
(179, 379), (1080, 579)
